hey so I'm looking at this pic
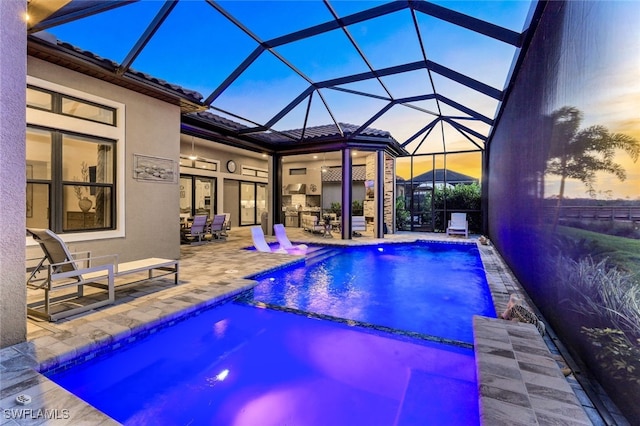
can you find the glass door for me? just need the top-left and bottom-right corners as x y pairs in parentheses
(256, 183), (267, 224)
(180, 175), (216, 223)
(240, 182), (255, 225)
(240, 182), (268, 226)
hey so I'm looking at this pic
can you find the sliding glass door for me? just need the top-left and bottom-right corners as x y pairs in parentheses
(180, 175), (216, 219)
(240, 182), (267, 225)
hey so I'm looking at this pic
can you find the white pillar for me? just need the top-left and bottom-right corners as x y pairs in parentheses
(341, 148), (352, 239)
(0, 0), (27, 348)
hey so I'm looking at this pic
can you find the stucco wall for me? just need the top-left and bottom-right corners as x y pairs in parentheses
(26, 58), (181, 262)
(0, 0), (27, 348)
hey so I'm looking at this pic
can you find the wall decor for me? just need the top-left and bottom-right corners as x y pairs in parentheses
(133, 154), (177, 183)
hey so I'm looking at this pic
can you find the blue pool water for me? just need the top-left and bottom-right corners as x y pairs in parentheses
(48, 303), (479, 425)
(249, 241), (495, 344)
(46, 241), (493, 425)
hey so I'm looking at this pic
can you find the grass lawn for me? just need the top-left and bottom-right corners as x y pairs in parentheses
(558, 226), (640, 277)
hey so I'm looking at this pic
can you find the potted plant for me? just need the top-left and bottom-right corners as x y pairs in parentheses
(352, 200), (363, 216)
(74, 161), (92, 212)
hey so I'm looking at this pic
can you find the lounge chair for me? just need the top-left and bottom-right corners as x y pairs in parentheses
(209, 214), (227, 240)
(181, 214), (208, 244)
(221, 212), (231, 236)
(446, 212), (469, 238)
(273, 224), (308, 253)
(26, 228), (178, 321)
(251, 226), (287, 254)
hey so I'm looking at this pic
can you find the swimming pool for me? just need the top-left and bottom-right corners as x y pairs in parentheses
(248, 241), (495, 345)
(45, 241), (492, 425)
(48, 303), (479, 425)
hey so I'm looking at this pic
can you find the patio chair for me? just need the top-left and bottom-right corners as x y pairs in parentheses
(181, 214), (208, 244)
(26, 228), (115, 321)
(209, 214), (227, 240)
(273, 223), (308, 253)
(26, 228), (179, 321)
(221, 212), (231, 236)
(446, 213), (469, 238)
(251, 226), (287, 254)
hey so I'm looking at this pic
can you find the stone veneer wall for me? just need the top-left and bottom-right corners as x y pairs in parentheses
(363, 153), (395, 233)
(384, 155), (394, 233)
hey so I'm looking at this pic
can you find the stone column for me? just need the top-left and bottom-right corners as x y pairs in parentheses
(0, 0), (27, 348)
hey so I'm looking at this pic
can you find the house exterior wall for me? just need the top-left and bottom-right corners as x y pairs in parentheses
(487, 1), (640, 421)
(0, 0), (27, 348)
(179, 136), (269, 221)
(26, 58), (181, 262)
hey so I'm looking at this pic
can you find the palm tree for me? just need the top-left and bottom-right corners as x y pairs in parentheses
(546, 106), (640, 229)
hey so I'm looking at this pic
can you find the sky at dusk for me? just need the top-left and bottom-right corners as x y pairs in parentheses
(41, 1), (639, 200)
(44, 1), (532, 158)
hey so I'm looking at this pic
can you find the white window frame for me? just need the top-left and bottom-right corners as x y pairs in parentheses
(26, 76), (126, 245)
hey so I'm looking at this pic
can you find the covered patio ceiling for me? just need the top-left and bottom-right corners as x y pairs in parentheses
(26, 0), (536, 157)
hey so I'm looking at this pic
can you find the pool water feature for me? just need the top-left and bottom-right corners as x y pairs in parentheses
(248, 241), (495, 344)
(47, 303), (479, 425)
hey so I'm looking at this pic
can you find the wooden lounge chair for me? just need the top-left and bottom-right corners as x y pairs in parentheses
(26, 228), (179, 321)
(273, 223), (308, 253)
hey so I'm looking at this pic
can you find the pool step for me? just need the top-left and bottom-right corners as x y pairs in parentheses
(304, 246), (339, 266)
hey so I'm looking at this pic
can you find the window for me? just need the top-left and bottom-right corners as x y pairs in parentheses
(61, 95), (115, 125)
(180, 155), (219, 171)
(26, 78), (123, 236)
(27, 85), (116, 125)
(26, 86), (52, 111)
(289, 168), (306, 175)
(26, 126), (116, 232)
(241, 166), (268, 178)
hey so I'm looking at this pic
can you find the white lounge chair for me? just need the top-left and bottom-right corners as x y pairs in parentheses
(273, 224), (308, 253)
(447, 213), (469, 238)
(26, 228), (178, 321)
(251, 226), (287, 254)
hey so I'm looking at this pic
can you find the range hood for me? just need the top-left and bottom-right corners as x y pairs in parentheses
(285, 183), (306, 194)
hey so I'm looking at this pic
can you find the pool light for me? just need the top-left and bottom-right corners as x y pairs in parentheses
(216, 369), (229, 381)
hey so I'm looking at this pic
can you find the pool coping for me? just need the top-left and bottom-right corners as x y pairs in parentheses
(1, 233), (598, 425)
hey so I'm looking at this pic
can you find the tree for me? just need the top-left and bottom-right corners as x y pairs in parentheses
(546, 106), (640, 229)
